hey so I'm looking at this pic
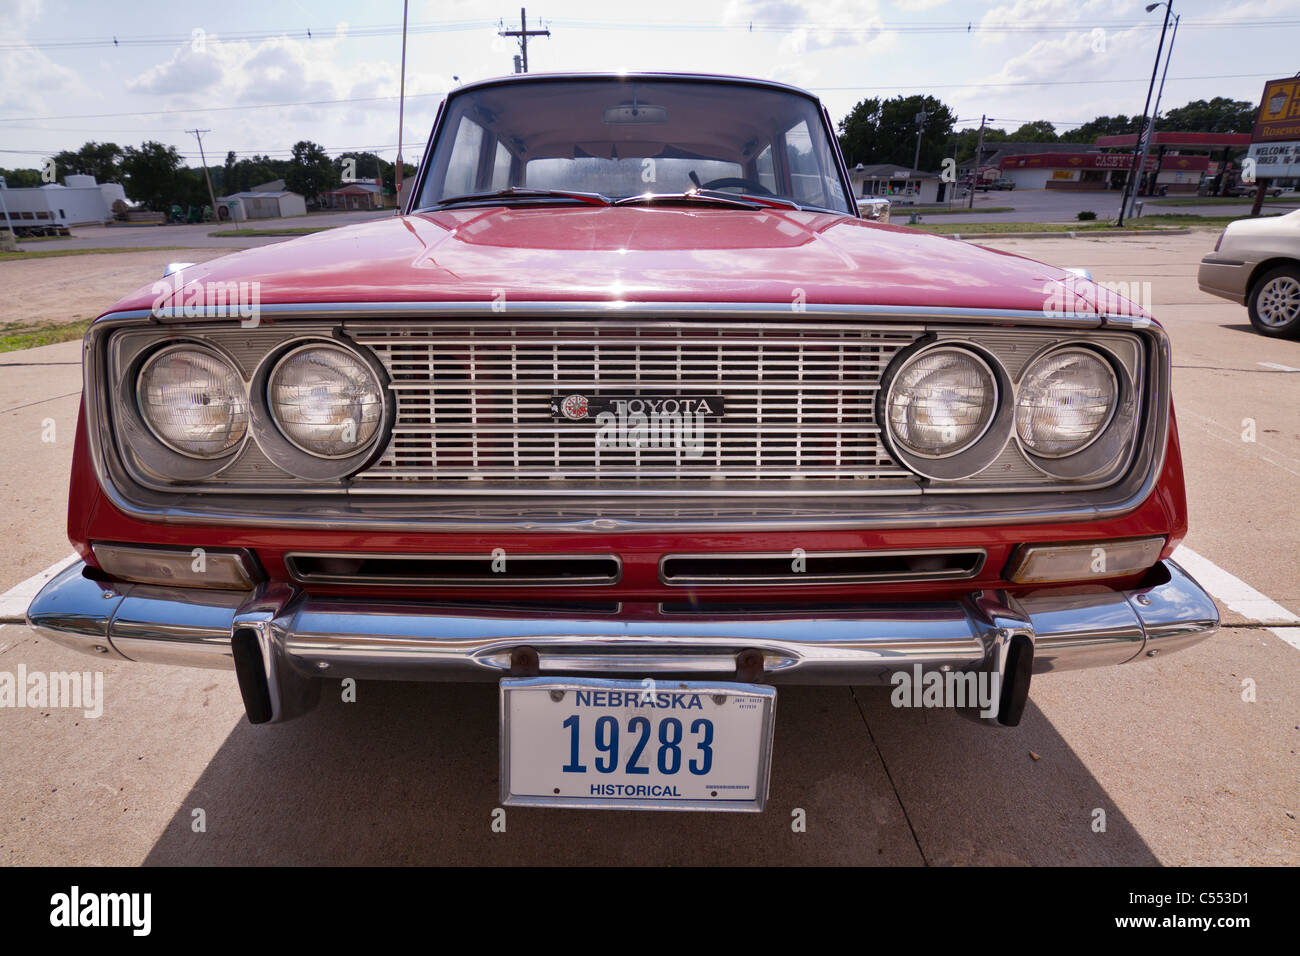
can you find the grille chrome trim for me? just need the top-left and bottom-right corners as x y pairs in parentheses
(659, 548), (987, 586)
(285, 551), (623, 586)
(351, 320), (920, 486)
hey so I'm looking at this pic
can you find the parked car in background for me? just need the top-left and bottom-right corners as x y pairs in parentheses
(1225, 182), (1285, 198)
(29, 72), (1218, 814)
(1198, 208), (1300, 337)
(990, 178), (1017, 191)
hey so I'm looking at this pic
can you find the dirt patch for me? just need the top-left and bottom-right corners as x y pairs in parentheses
(0, 248), (237, 327)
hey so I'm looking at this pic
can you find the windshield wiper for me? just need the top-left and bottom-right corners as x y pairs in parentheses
(612, 190), (762, 209)
(431, 187), (612, 208)
(612, 190), (802, 211)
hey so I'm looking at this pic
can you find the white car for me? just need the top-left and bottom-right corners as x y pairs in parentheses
(1198, 209), (1300, 337)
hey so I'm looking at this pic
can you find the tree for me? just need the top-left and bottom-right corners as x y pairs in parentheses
(0, 167), (43, 188)
(1159, 97), (1256, 133)
(121, 141), (183, 211)
(220, 150), (237, 195)
(285, 140), (339, 203)
(226, 154), (279, 193)
(1009, 120), (1058, 142)
(838, 95), (957, 171)
(50, 141), (124, 184)
(1059, 115), (1141, 144)
(952, 125), (1007, 165)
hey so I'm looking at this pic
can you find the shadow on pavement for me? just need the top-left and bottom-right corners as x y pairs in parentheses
(143, 680), (1158, 866)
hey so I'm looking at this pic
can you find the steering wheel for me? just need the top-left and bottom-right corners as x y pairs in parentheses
(697, 176), (775, 196)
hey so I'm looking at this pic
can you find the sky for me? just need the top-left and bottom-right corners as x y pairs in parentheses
(0, 0), (1297, 172)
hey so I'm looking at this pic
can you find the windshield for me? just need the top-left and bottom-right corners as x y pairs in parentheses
(416, 78), (852, 213)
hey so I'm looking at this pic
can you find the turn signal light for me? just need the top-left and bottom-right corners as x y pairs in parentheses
(1005, 537), (1165, 584)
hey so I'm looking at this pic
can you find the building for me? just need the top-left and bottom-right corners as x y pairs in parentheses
(0, 174), (128, 228)
(848, 164), (944, 204)
(959, 141), (1097, 183)
(1093, 131), (1251, 195)
(321, 181), (387, 211)
(216, 184), (307, 220)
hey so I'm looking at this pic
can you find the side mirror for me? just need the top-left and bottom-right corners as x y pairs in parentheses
(857, 198), (890, 224)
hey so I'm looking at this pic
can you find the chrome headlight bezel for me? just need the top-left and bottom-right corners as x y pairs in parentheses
(1014, 345), (1119, 460)
(879, 341), (1014, 481)
(1014, 342), (1138, 482)
(249, 337), (391, 480)
(122, 340), (251, 480)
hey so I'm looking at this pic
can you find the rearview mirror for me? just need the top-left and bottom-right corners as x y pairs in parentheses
(602, 104), (668, 124)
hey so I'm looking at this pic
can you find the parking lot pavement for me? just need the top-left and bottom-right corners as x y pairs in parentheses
(914, 188), (1299, 223)
(0, 229), (1296, 866)
(0, 340), (82, 588)
(16, 208), (391, 252)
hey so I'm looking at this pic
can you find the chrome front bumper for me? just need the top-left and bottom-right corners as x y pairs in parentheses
(27, 559), (1218, 726)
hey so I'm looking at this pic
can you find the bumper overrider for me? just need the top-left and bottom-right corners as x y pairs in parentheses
(27, 558), (1218, 727)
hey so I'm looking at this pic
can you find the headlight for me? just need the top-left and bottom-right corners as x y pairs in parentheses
(886, 347), (998, 457)
(1016, 348), (1117, 458)
(268, 344), (383, 458)
(136, 345), (248, 459)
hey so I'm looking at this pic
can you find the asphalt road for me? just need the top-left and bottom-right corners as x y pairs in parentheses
(0, 231), (1296, 865)
(15, 208), (391, 251)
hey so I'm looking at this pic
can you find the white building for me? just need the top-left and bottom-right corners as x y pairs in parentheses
(0, 174), (128, 228)
(848, 164), (944, 204)
(217, 188), (307, 220)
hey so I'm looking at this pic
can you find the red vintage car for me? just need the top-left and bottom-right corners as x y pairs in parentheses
(29, 74), (1217, 812)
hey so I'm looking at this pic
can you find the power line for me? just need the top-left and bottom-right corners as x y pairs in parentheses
(0, 70), (1283, 125)
(498, 8), (551, 74)
(5, 14), (1299, 50)
(0, 93), (445, 124)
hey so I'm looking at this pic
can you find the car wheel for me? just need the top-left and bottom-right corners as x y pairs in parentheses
(1248, 265), (1300, 337)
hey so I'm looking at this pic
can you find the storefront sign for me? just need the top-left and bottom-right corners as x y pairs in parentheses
(1245, 140), (1300, 179)
(1252, 78), (1300, 143)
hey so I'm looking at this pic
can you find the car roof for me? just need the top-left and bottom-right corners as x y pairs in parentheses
(446, 72), (824, 103)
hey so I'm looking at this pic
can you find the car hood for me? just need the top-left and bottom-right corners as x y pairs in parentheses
(109, 206), (1128, 319)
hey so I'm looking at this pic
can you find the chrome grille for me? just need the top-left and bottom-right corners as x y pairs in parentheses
(349, 321), (923, 484)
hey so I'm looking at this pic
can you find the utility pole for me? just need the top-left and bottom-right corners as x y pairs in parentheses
(185, 129), (221, 225)
(1117, 0), (1173, 226)
(499, 7), (550, 73)
(912, 110), (928, 176)
(395, 0), (409, 212)
(968, 114), (986, 209)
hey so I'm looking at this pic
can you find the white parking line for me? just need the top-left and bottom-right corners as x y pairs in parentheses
(1257, 362), (1300, 372)
(1270, 628), (1300, 653)
(0, 554), (79, 621)
(1173, 545), (1300, 639)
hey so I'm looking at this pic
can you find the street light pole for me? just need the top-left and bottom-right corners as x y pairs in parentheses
(1132, 13), (1180, 213)
(395, 0), (408, 212)
(1117, 1), (1172, 226)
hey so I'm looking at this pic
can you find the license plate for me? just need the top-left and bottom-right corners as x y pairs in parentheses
(500, 677), (777, 812)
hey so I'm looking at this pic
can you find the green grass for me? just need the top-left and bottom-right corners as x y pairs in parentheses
(1148, 195), (1297, 206)
(0, 245), (212, 261)
(0, 317), (93, 352)
(207, 226), (332, 237)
